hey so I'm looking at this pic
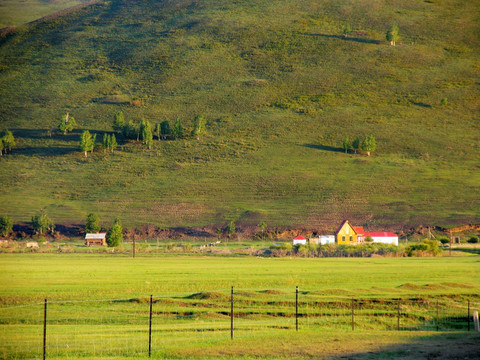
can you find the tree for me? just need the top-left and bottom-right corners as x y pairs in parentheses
(106, 218), (122, 247)
(0, 215), (13, 237)
(258, 221), (267, 240)
(191, 114), (206, 140)
(440, 98), (448, 106)
(171, 118), (183, 140)
(58, 113), (77, 135)
(386, 24), (399, 46)
(113, 111), (125, 133)
(342, 136), (351, 153)
(91, 133), (97, 153)
(0, 130), (15, 155)
(227, 220), (236, 238)
(31, 211), (54, 235)
(140, 119), (153, 149)
(343, 24), (351, 37)
(109, 134), (117, 153)
(352, 137), (360, 154)
(361, 134), (376, 156)
(85, 213), (101, 233)
(160, 120), (171, 140)
(122, 120), (137, 140)
(80, 130), (94, 157)
(102, 133), (109, 153)
(364, 235), (374, 243)
(154, 123), (161, 141)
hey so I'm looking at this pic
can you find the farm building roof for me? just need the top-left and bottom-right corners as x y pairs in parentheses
(293, 235), (306, 240)
(363, 232), (397, 237)
(85, 233), (107, 240)
(353, 227), (365, 235)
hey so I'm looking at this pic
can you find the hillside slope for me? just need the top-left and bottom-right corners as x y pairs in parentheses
(0, 0), (479, 231)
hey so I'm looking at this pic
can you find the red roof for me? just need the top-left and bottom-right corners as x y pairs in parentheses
(293, 236), (306, 240)
(364, 232), (397, 237)
(353, 227), (365, 235)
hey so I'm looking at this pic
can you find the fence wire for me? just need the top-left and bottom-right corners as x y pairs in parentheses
(0, 291), (478, 359)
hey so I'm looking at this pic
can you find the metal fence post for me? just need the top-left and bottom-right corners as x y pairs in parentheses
(230, 287), (234, 340)
(351, 298), (354, 331)
(397, 300), (400, 331)
(43, 298), (47, 360)
(468, 299), (470, 332)
(296, 286), (299, 331)
(149, 295), (153, 357)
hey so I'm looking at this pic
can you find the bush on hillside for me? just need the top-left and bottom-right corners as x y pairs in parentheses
(467, 236), (479, 244)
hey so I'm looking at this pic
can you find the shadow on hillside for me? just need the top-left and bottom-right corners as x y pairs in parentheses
(303, 33), (381, 45)
(12, 128), (116, 140)
(172, 227), (214, 238)
(302, 143), (344, 153)
(13, 146), (77, 157)
(324, 332), (480, 360)
(412, 102), (432, 108)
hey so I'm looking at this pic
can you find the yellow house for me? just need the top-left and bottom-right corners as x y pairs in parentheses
(335, 220), (358, 244)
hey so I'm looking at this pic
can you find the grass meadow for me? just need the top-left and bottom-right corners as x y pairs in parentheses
(0, 253), (479, 358)
(0, 0), (479, 229)
(0, 0), (86, 28)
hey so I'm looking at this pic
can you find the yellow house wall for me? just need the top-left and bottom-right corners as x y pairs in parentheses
(336, 222), (357, 244)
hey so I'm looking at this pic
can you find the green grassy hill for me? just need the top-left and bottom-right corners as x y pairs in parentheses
(0, 0), (479, 231)
(0, 0), (87, 28)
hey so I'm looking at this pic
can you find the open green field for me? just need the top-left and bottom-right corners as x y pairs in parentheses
(0, 0), (86, 28)
(1, 254), (479, 358)
(0, 0), (479, 229)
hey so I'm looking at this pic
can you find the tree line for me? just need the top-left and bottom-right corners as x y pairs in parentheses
(342, 134), (376, 156)
(75, 111), (207, 157)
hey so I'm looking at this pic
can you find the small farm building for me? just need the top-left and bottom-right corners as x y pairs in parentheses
(293, 236), (307, 245)
(363, 232), (398, 246)
(309, 235), (335, 245)
(85, 233), (107, 246)
(335, 220), (357, 244)
(26, 241), (39, 248)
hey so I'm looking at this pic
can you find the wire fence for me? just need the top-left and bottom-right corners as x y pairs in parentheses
(1, 288), (478, 359)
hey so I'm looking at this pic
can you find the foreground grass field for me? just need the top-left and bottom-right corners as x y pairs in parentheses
(0, 0), (479, 229)
(1, 254), (479, 300)
(1, 254), (479, 358)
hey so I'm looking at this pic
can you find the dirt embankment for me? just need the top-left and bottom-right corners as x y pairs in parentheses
(9, 222), (480, 241)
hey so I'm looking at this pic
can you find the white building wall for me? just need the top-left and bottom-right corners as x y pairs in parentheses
(318, 235), (335, 245)
(293, 239), (307, 245)
(371, 237), (398, 246)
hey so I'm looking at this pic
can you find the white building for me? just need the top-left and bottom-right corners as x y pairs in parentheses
(293, 236), (307, 245)
(364, 232), (399, 246)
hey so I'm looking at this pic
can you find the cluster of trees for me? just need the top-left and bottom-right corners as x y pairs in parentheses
(112, 111), (206, 145)
(0, 130), (15, 156)
(342, 134), (376, 156)
(102, 133), (117, 153)
(31, 211), (55, 235)
(386, 24), (400, 46)
(58, 113), (77, 135)
(85, 212), (122, 247)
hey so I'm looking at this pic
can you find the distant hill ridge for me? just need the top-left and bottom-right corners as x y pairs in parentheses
(0, 0), (478, 228)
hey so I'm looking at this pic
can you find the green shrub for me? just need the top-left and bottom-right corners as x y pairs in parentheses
(438, 237), (450, 245)
(467, 236), (479, 244)
(0, 215), (13, 237)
